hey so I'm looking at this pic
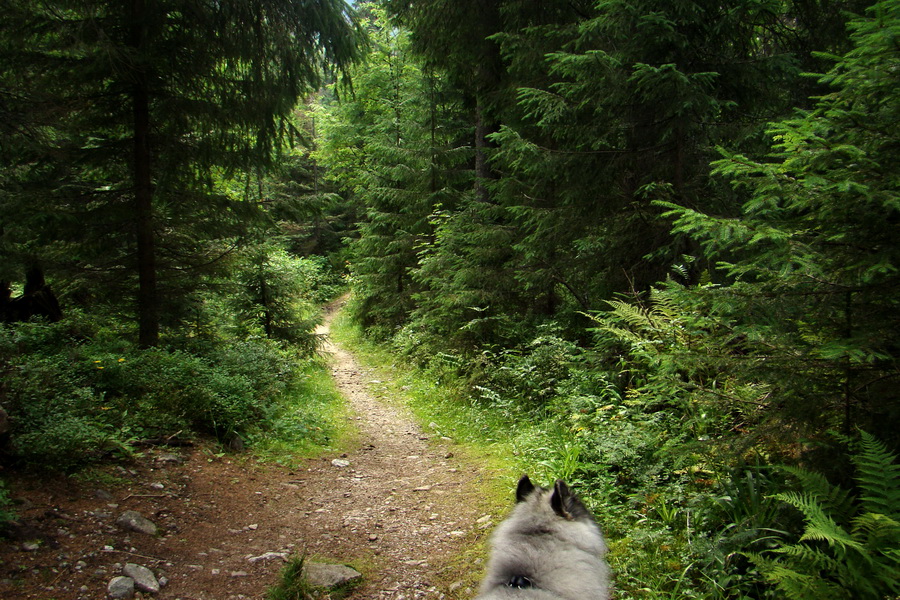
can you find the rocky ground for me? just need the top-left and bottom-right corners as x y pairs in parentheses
(0, 304), (502, 599)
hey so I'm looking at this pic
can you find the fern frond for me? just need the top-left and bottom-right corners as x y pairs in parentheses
(781, 465), (856, 522)
(774, 490), (863, 560)
(647, 287), (683, 323)
(853, 431), (900, 519)
(747, 551), (849, 599)
(605, 299), (659, 332)
(772, 541), (846, 574)
(852, 512), (900, 552)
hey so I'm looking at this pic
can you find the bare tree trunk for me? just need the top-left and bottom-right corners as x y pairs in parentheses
(474, 100), (490, 203)
(131, 0), (158, 347)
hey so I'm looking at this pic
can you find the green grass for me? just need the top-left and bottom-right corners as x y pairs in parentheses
(249, 358), (358, 468)
(267, 556), (315, 600)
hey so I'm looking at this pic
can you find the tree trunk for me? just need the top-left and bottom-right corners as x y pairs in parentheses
(131, 0), (159, 347)
(474, 99), (490, 203)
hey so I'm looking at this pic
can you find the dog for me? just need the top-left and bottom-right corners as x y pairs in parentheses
(475, 475), (612, 599)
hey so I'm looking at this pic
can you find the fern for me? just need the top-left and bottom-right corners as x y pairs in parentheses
(749, 432), (900, 599)
(854, 431), (900, 519)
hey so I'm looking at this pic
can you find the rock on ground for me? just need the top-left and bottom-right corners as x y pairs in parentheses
(123, 563), (160, 593)
(107, 576), (134, 599)
(115, 511), (158, 536)
(303, 562), (363, 588)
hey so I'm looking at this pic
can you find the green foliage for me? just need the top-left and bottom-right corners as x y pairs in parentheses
(228, 245), (328, 352)
(267, 556), (316, 600)
(250, 361), (350, 465)
(748, 432), (900, 600)
(0, 0), (366, 345)
(332, 0), (865, 361)
(314, 3), (470, 337)
(0, 309), (326, 470)
(657, 0), (900, 450)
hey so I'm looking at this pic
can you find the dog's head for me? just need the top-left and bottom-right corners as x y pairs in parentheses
(476, 475), (611, 599)
(515, 475), (594, 523)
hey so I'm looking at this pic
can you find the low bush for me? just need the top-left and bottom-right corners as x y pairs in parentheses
(0, 314), (311, 471)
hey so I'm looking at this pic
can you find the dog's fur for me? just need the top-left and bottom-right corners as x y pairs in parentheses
(475, 475), (611, 600)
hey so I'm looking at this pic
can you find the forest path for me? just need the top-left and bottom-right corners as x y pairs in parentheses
(0, 300), (495, 600)
(300, 298), (495, 598)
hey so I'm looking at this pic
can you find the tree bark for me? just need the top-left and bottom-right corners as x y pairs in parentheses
(474, 99), (490, 203)
(131, 0), (159, 347)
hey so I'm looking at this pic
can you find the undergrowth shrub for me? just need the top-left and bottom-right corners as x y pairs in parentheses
(475, 332), (580, 409)
(0, 314), (304, 471)
(228, 247), (334, 352)
(749, 431), (900, 599)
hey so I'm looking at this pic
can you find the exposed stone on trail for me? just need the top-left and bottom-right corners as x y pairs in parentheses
(156, 453), (183, 464)
(303, 562), (363, 588)
(123, 563), (160, 593)
(107, 575), (134, 599)
(115, 510), (158, 536)
(247, 551), (289, 563)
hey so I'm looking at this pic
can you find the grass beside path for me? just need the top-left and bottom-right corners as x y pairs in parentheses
(249, 358), (357, 468)
(327, 308), (571, 500)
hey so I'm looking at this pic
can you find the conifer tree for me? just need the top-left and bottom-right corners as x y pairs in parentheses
(490, 0), (863, 318)
(0, 0), (365, 345)
(315, 3), (466, 335)
(659, 0), (900, 450)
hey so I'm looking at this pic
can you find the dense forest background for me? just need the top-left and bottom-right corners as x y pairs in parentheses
(1, 0), (898, 598)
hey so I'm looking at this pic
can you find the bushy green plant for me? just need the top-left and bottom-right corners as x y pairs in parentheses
(0, 331), (127, 470)
(267, 555), (316, 600)
(477, 332), (581, 409)
(743, 432), (899, 599)
(0, 311), (311, 469)
(99, 342), (293, 442)
(228, 245), (325, 353)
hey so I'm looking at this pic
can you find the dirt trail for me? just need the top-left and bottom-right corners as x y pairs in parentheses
(0, 302), (496, 599)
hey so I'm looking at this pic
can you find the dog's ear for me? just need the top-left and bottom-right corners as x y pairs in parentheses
(516, 475), (535, 503)
(550, 480), (592, 521)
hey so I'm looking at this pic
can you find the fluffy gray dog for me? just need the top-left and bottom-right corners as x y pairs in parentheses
(475, 475), (612, 600)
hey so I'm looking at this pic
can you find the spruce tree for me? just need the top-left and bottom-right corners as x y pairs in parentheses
(0, 0), (365, 345)
(315, 3), (466, 336)
(659, 0), (900, 450)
